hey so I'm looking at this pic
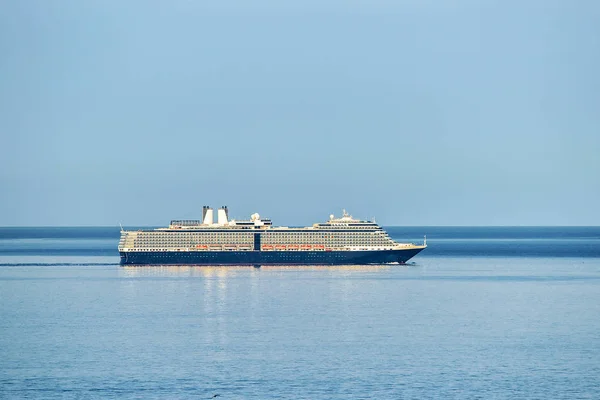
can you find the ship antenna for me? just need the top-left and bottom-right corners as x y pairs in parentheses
(424, 235), (427, 246)
(119, 223), (124, 232)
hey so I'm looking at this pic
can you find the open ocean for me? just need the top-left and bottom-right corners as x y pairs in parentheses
(1, 227), (599, 399)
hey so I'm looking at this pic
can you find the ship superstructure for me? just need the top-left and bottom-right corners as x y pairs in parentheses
(119, 206), (426, 265)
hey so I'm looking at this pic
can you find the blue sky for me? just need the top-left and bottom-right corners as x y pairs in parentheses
(1, 0), (599, 226)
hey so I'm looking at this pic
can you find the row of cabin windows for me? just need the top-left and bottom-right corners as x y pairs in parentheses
(135, 235), (388, 241)
(133, 229), (383, 237)
(135, 233), (388, 238)
(262, 238), (391, 243)
(131, 237), (387, 245)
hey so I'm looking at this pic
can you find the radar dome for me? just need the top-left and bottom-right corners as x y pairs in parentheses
(330, 214), (334, 220)
(251, 213), (260, 221)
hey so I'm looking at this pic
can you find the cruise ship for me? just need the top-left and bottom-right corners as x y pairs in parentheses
(118, 206), (426, 265)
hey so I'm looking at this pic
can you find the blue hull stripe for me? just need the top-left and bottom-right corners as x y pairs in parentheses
(119, 249), (424, 265)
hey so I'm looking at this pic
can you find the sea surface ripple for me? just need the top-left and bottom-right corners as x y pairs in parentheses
(1, 227), (599, 399)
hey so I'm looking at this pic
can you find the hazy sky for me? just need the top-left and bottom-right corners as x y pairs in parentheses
(1, 0), (599, 226)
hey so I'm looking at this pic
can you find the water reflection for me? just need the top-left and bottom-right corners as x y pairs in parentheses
(119, 264), (393, 277)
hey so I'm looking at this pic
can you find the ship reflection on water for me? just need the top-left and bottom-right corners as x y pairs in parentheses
(119, 264), (397, 277)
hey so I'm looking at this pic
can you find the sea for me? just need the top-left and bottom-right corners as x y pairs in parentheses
(1, 227), (599, 399)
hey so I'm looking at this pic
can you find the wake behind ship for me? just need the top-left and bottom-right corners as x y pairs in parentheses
(118, 206), (426, 266)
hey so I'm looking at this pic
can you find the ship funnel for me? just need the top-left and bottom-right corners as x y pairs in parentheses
(203, 207), (214, 225)
(217, 206), (229, 225)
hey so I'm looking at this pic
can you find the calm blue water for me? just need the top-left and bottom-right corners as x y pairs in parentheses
(1, 227), (599, 399)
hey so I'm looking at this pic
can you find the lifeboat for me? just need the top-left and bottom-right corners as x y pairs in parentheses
(288, 244), (299, 250)
(262, 245), (274, 250)
(275, 245), (287, 250)
(314, 245), (325, 250)
(300, 244), (312, 249)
